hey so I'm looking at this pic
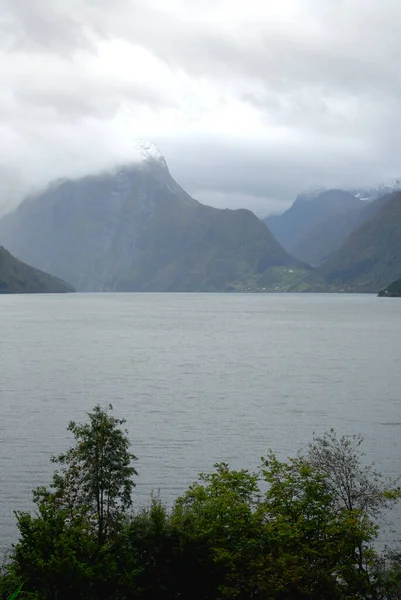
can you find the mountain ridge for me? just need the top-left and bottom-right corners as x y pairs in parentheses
(0, 157), (307, 293)
(0, 245), (75, 293)
(293, 191), (401, 293)
(265, 189), (363, 264)
(265, 181), (401, 266)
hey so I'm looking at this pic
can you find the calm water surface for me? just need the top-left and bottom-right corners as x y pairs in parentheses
(1, 293), (401, 554)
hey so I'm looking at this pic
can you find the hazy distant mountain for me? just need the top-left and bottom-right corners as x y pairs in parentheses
(294, 191), (401, 293)
(0, 245), (74, 293)
(265, 189), (363, 264)
(290, 191), (399, 266)
(266, 180), (401, 266)
(351, 179), (401, 202)
(0, 147), (306, 292)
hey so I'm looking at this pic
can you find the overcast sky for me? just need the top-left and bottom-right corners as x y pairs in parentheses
(1, 0), (401, 216)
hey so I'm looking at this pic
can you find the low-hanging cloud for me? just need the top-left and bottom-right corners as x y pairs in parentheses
(1, 0), (401, 216)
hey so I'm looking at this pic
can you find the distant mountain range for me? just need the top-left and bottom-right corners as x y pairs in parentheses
(266, 189), (363, 265)
(293, 191), (401, 292)
(0, 148), (307, 293)
(2, 141), (400, 295)
(0, 245), (74, 293)
(351, 180), (401, 202)
(265, 180), (401, 266)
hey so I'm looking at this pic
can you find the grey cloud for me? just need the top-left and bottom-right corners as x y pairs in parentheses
(0, 165), (28, 216)
(15, 82), (173, 119)
(1, 0), (401, 216)
(0, 0), (94, 54)
(3, 0), (401, 100)
(4, 0), (401, 97)
(160, 127), (401, 216)
(193, 190), (287, 218)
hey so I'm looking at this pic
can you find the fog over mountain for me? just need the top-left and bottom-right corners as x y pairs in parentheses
(0, 150), (306, 292)
(265, 180), (401, 265)
(1, 0), (401, 216)
(294, 191), (401, 293)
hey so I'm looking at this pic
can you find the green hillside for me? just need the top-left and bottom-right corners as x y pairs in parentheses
(266, 189), (363, 264)
(0, 245), (75, 293)
(0, 160), (307, 292)
(294, 192), (401, 292)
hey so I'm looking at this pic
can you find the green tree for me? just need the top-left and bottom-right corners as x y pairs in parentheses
(51, 403), (138, 545)
(2, 419), (400, 600)
(120, 495), (181, 600)
(171, 462), (266, 599)
(170, 443), (400, 599)
(259, 452), (376, 599)
(5, 404), (138, 600)
(305, 429), (401, 590)
(306, 430), (400, 521)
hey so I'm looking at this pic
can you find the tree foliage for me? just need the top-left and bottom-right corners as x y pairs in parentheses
(50, 403), (138, 544)
(260, 452), (375, 598)
(1, 411), (400, 600)
(2, 405), (138, 600)
(306, 429), (400, 518)
(305, 430), (401, 588)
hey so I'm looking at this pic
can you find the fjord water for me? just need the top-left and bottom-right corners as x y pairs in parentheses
(1, 293), (401, 554)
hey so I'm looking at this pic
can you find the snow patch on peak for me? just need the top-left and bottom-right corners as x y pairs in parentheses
(135, 141), (168, 169)
(296, 178), (401, 206)
(295, 185), (326, 203)
(351, 178), (401, 202)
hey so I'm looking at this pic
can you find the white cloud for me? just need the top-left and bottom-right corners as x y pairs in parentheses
(0, 0), (401, 215)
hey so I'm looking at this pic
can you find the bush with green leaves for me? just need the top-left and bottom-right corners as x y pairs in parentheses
(1, 408), (400, 600)
(1, 404), (138, 600)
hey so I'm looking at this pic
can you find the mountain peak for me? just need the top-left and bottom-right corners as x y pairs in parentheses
(0, 158), (306, 293)
(135, 141), (168, 170)
(295, 191), (401, 292)
(351, 178), (401, 202)
(295, 185), (326, 204)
